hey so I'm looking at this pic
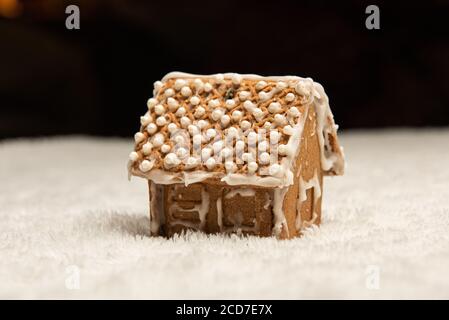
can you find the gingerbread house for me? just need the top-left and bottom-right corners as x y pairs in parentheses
(127, 72), (344, 239)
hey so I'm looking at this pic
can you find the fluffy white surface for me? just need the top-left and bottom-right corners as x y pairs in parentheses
(1, 129), (449, 299)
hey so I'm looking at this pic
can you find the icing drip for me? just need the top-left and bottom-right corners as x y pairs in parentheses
(272, 187), (289, 237)
(216, 197), (223, 231)
(295, 171), (322, 231)
(224, 188), (256, 199)
(263, 192), (271, 210)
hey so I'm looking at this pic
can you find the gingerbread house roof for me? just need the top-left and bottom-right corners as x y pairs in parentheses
(128, 72), (344, 187)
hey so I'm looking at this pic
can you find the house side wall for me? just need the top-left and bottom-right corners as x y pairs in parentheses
(149, 182), (273, 237)
(148, 180), (165, 236)
(281, 104), (323, 239)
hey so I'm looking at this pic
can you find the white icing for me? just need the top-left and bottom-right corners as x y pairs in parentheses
(243, 100), (256, 111)
(167, 123), (178, 133)
(167, 97), (179, 111)
(221, 147), (232, 159)
(258, 141), (268, 152)
(192, 134), (202, 146)
(276, 81), (287, 90)
(188, 124), (199, 136)
(129, 151), (139, 162)
(208, 99), (220, 109)
(190, 96), (200, 106)
(238, 91), (250, 101)
(153, 81), (163, 94)
(146, 123), (157, 134)
(259, 152), (270, 164)
(134, 132), (145, 143)
(263, 192), (271, 210)
(185, 156), (199, 169)
(147, 98), (158, 109)
(156, 116), (167, 126)
(194, 106), (206, 118)
(216, 197), (223, 231)
(204, 82), (213, 92)
(268, 102), (281, 114)
(197, 119), (208, 129)
(174, 79), (186, 90)
(140, 114), (152, 126)
(205, 157), (216, 170)
(193, 79), (204, 91)
(232, 110), (242, 122)
(247, 131), (257, 143)
(139, 159), (153, 172)
(278, 144), (289, 156)
(201, 147), (212, 160)
(263, 122), (272, 130)
(197, 188), (210, 229)
(221, 173), (283, 187)
(225, 161), (236, 173)
(269, 163), (282, 177)
(142, 142), (152, 155)
(225, 99), (236, 109)
(181, 86), (192, 97)
(212, 141), (223, 153)
(241, 120), (251, 131)
(164, 153), (180, 168)
(231, 73), (242, 85)
(248, 162), (258, 174)
(283, 125), (294, 135)
(252, 108), (264, 121)
(164, 88), (174, 97)
(152, 133), (164, 147)
(241, 152), (253, 162)
(269, 130), (280, 144)
(176, 147), (187, 158)
(295, 81), (311, 96)
(225, 188), (256, 199)
(288, 106), (300, 117)
(206, 128), (217, 139)
(161, 144), (171, 153)
(255, 81), (267, 90)
(214, 73), (225, 84)
(211, 109), (223, 121)
(274, 114), (286, 126)
(154, 104), (165, 115)
(285, 93), (295, 102)
(220, 115), (231, 127)
(180, 116), (191, 128)
(272, 188), (289, 237)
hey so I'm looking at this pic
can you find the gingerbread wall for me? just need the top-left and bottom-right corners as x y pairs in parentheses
(151, 182), (273, 237)
(280, 104), (323, 239)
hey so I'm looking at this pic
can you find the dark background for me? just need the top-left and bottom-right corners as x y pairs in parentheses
(1, 0), (448, 139)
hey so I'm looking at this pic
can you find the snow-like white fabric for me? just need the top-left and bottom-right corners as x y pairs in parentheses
(1, 129), (449, 299)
